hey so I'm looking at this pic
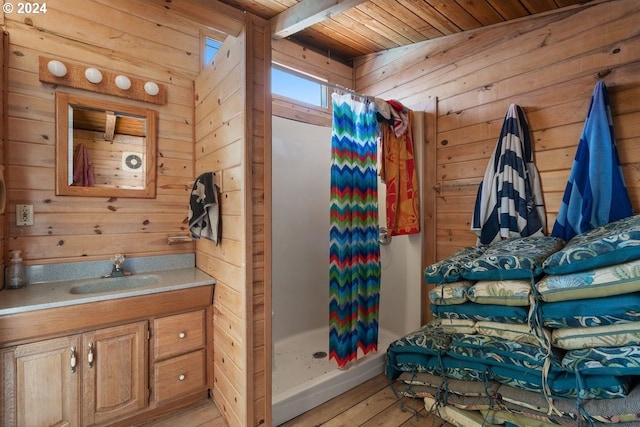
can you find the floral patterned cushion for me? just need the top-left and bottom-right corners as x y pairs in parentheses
(536, 258), (640, 302)
(541, 292), (640, 329)
(438, 318), (476, 334)
(474, 321), (550, 347)
(440, 357), (491, 382)
(461, 236), (565, 280)
(562, 346), (640, 377)
(424, 246), (486, 284)
(467, 279), (532, 306)
(385, 321), (452, 380)
(428, 281), (472, 305)
(543, 215), (640, 275)
(552, 321), (640, 350)
(448, 333), (562, 373)
(431, 302), (530, 324)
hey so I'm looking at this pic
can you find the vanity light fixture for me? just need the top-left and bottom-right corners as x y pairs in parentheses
(144, 81), (160, 96)
(85, 67), (103, 84)
(47, 60), (67, 77)
(115, 75), (132, 90)
(39, 56), (166, 105)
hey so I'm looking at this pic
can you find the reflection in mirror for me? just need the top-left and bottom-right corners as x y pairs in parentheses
(55, 92), (157, 198)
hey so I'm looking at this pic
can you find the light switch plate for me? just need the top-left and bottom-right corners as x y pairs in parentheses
(16, 204), (34, 226)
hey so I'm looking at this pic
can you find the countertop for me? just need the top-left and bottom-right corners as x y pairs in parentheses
(0, 255), (216, 316)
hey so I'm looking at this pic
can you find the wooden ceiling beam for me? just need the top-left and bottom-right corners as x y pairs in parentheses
(271, 0), (369, 39)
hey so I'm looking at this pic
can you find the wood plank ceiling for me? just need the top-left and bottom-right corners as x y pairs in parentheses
(216, 0), (592, 65)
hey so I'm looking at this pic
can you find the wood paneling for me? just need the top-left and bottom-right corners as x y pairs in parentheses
(355, 0), (640, 300)
(5, 2), (266, 427)
(221, 0), (588, 63)
(4, 1), (204, 264)
(248, 14), (271, 427)
(195, 13), (270, 427)
(195, 29), (246, 427)
(1, 31), (7, 289)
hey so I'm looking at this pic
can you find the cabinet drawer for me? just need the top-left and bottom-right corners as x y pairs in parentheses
(154, 310), (205, 360)
(153, 349), (206, 404)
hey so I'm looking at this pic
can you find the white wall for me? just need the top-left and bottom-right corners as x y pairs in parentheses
(271, 115), (422, 344)
(272, 116), (331, 342)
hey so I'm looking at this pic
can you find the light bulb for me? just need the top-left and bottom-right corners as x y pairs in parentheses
(144, 81), (159, 96)
(47, 60), (67, 77)
(85, 68), (103, 84)
(115, 75), (131, 90)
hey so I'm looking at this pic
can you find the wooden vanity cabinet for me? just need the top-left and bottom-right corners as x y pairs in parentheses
(1, 321), (147, 427)
(0, 285), (214, 427)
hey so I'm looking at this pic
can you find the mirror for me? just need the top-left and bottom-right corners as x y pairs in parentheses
(55, 92), (157, 198)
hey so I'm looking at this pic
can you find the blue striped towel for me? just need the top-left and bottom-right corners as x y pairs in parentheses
(551, 81), (632, 241)
(472, 104), (546, 245)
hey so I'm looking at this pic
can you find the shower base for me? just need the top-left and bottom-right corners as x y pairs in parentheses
(272, 327), (397, 426)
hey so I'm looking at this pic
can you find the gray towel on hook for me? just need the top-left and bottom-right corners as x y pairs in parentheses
(189, 172), (221, 245)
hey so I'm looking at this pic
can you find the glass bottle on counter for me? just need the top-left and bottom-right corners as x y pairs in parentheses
(7, 250), (26, 289)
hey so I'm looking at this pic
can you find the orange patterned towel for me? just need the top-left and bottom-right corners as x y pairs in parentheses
(382, 107), (420, 236)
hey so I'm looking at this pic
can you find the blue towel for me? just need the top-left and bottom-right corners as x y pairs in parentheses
(189, 172), (221, 245)
(471, 104), (546, 245)
(551, 81), (632, 241)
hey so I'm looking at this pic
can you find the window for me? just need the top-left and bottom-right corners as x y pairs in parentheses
(204, 37), (222, 65)
(272, 66), (328, 108)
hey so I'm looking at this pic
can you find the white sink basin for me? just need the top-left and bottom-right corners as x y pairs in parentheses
(69, 274), (160, 295)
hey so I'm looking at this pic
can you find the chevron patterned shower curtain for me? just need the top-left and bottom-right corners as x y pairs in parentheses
(329, 93), (381, 369)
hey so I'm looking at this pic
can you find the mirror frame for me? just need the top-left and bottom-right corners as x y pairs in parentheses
(55, 92), (157, 198)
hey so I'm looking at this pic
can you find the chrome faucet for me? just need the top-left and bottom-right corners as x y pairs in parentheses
(103, 254), (131, 278)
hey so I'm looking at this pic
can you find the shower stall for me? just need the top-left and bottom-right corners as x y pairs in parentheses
(271, 115), (423, 426)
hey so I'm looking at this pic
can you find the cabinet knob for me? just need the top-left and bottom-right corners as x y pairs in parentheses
(178, 374), (186, 381)
(178, 332), (186, 339)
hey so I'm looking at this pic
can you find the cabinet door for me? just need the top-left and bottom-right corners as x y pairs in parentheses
(82, 321), (147, 426)
(1, 335), (81, 427)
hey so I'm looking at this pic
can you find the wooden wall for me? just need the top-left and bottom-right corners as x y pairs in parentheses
(247, 15), (272, 427)
(3, 1), (266, 427)
(356, 0), (640, 266)
(194, 13), (271, 427)
(1, 30), (7, 288)
(72, 129), (146, 190)
(195, 29), (247, 427)
(3, 0), (209, 264)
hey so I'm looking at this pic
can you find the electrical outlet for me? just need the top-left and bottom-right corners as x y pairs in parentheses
(16, 204), (34, 226)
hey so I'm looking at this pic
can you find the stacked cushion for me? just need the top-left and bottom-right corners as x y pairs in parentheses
(461, 236), (565, 280)
(424, 246), (486, 284)
(536, 258), (640, 302)
(388, 216), (640, 424)
(467, 279), (532, 306)
(543, 215), (640, 275)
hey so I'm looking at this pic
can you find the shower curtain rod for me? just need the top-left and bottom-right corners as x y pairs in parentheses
(327, 83), (413, 112)
(327, 83), (376, 102)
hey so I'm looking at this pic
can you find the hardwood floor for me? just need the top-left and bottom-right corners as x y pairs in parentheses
(136, 399), (227, 427)
(281, 374), (453, 427)
(139, 374), (453, 427)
